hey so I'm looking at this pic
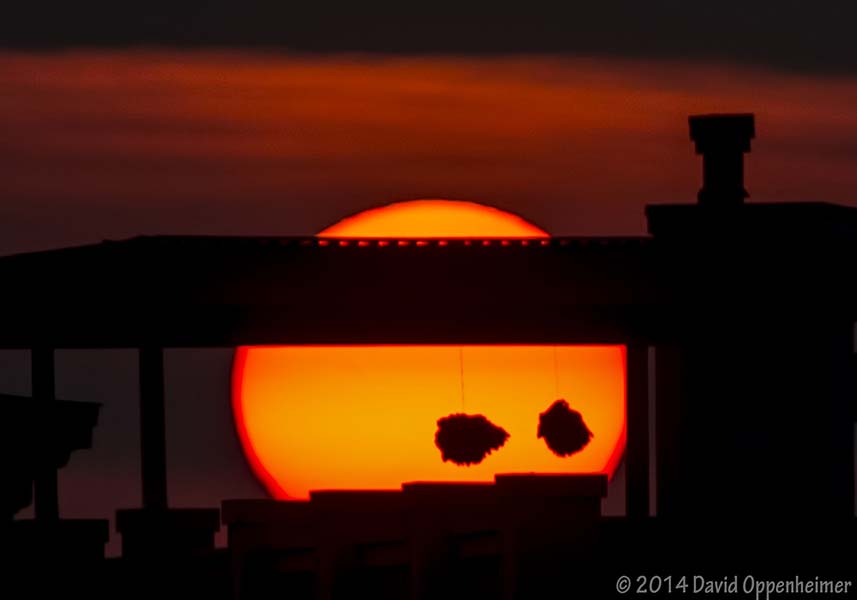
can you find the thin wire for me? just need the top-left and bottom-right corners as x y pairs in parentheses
(553, 345), (560, 399)
(459, 346), (466, 411)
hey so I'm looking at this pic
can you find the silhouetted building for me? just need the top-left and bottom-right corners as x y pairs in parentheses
(649, 115), (856, 523)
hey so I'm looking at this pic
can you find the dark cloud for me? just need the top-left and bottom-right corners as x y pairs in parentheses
(2, 2), (857, 74)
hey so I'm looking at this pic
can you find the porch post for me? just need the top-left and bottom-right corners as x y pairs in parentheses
(32, 346), (59, 520)
(139, 346), (168, 509)
(625, 343), (650, 518)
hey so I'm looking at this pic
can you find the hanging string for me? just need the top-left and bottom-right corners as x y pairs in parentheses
(459, 346), (466, 412)
(553, 345), (560, 399)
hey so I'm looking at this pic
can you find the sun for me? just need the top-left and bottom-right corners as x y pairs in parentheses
(317, 199), (548, 238)
(233, 199), (627, 500)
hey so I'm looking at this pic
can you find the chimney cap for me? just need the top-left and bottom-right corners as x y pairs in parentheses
(689, 113), (755, 154)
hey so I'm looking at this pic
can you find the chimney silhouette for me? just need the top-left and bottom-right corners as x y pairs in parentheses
(689, 114), (755, 206)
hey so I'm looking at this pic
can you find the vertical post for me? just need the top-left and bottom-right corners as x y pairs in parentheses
(625, 343), (649, 518)
(654, 344), (682, 518)
(139, 346), (168, 510)
(32, 346), (59, 521)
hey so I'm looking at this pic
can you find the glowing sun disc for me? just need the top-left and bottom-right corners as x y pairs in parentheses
(233, 199), (626, 500)
(317, 199), (548, 238)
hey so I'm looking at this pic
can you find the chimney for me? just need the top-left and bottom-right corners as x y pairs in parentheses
(689, 114), (755, 206)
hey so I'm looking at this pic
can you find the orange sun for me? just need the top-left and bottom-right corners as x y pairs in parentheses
(233, 199), (627, 499)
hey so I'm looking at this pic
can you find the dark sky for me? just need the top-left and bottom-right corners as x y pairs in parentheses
(2, 2), (857, 555)
(4, 2), (857, 75)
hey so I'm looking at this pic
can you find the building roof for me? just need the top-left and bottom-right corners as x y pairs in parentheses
(3, 199), (857, 349)
(0, 234), (658, 347)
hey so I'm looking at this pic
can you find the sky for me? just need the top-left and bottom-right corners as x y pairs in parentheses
(2, 51), (857, 256)
(2, 4), (857, 555)
(3, 2), (857, 75)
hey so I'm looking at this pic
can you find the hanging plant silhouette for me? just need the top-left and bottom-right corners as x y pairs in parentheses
(537, 399), (593, 457)
(434, 413), (510, 466)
